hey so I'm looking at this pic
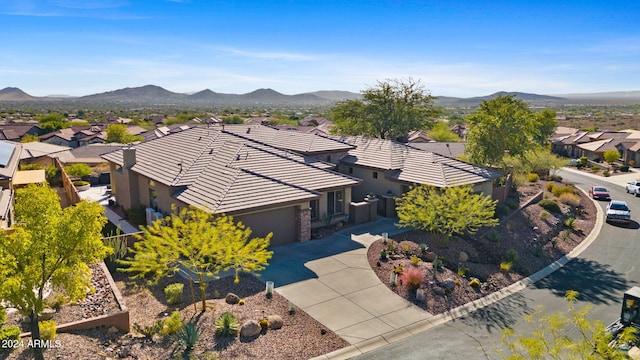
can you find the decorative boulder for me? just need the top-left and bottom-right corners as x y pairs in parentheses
(433, 286), (445, 296)
(225, 292), (240, 304)
(240, 320), (261, 337)
(423, 251), (437, 262)
(107, 326), (119, 335)
(442, 278), (456, 290)
(40, 308), (56, 321)
(267, 315), (283, 330)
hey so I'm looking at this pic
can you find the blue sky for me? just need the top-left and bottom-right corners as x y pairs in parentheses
(1, 0), (640, 97)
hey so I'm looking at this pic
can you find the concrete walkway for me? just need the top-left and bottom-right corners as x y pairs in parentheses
(78, 185), (140, 234)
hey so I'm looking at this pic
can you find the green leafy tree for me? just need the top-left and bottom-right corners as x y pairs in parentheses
(465, 95), (557, 167)
(603, 149), (621, 166)
(120, 205), (273, 312)
(503, 147), (569, 179)
(330, 78), (441, 139)
(532, 109), (558, 146)
(0, 184), (110, 360)
(63, 163), (92, 179)
(20, 133), (39, 143)
(222, 115), (245, 124)
(396, 185), (499, 247)
(105, 123), (143, 144)
(501, 290), (634, 359)
(37, 113), (67, 132)
(428, 121), (461, 142)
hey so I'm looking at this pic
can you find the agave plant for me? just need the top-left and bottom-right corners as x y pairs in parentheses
(215, 312), (240, 337)
(175, 321), (201, 355)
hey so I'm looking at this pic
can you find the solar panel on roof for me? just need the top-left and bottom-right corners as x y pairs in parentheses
(0, 142), (15, 168)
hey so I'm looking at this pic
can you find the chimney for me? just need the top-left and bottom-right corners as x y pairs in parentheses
(123, 146), (137, 168)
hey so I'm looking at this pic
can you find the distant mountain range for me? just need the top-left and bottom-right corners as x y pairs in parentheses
(1, 85), (640, 106)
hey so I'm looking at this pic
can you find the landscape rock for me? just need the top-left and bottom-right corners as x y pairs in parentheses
(442, 278), (456, 290)
(433, 287), (445, 296)
(225, 292), (240, 304)
(40, 308), (56, 321)
(458, 251), (468, 262)
(267, 315), (283, 330)
(107, 326), (119, 334)
(423, 251), (436, 262)
(240, 320), (261, 337)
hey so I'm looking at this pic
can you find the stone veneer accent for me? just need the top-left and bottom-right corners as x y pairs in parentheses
(297, 206), (311, 242)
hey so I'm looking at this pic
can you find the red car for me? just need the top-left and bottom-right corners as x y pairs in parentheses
(589, 186), (611, 201)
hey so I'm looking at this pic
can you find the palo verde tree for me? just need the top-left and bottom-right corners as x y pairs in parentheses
(119, 205), (273, 313)
(501, 290), (635, 359)
(0, 184), (110, 360)
(329, 78), (441, 139)
(396, 185), (499, 247)
(464, 95), (557, 168)
(604, 149), (621, 167)
(428, 121), (462, 142)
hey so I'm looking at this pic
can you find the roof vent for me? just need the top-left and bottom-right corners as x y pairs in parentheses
(209, 149), (214, 154)
(246, 127), (251, 134)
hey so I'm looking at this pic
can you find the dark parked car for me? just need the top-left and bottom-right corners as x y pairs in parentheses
(589, 186), (611, 201)
(606, 200), (631, 225)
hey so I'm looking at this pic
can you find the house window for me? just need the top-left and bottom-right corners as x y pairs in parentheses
(373, 171), (378, 179)
(327, 190), (344, 215)
(310, 199), (319, 220)
(348, 167), (353, 174)
(149, 180), (158, 210)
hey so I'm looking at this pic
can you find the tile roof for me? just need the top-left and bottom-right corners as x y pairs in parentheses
(17, 141), (70, 159)
(101, 127), (361, 213)
(328, 135), (501, 187)
(221, 124), (354, 154)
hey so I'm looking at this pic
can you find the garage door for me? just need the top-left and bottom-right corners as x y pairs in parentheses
(235, 206), (297, 247)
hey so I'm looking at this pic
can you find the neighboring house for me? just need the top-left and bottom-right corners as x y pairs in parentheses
(140, 124), (193, 142)
(406, 130), (433, 143)
(17, 141), (71, 168)
(0, 141), (47, 229)
(408, 142), (466, 158)
(551, 128), (640, 164)
(39, 125), (144, 148)
(329, 136), (501, 206)
(0, 124), (42, 141)
(101, 127), (361, 246)
(40, 127), (85, 147)
(221, 124), (355, 164)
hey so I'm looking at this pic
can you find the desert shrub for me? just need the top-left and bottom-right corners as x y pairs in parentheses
(539, 199), (561, 213)
(527, 173), (540, 182)
(546, 182), (556, 192)
(64, 163), (91, 178)
(164, 283), (184, 305)
(548, 174), (563, 182)
(0, 308), (5, 326)
(162, 311), (183, 336)
(39, 320), (57, 341)
(551, 186), (576, 198)
(0, 326), (20, 345)
(540, 210), (550, 219)
(532, 244), (543, 257)
(504, 249), (518, 264)
(176, 321), (201, 355)
(393, 264), (404, 275)
(419, 243), (428, 252)
(239, 299), (245, 305)
(259, 318), (269, 331)
(432, 257), (444, 271)
(469, 278), (481, 288)
(379, 250), (387, 260)
(603, 170), (610, 177)
(133, 320), (164, 338)
(45, 294), (67, 311)
(621, 165), (630, 172)
(73, 180), (89, 186)
(20, 163), (44, 170)
(486, 228), (501, 242)
(410, 255), (421, 266)
(215, 312), (239, 337)
(399, 267), (424, 292)
(495, 203), (509, 218)
(578, 156), (588, 167)
(506, 200), (519, 210)
(125, 204), (148, 227)
(558, 193), (580, 207)
(564, 217), (576, 230)
(402, 244), (410, 253)
(590, 165), (600, 173)
(500, 261), (513, 273)
(457, 266), (470, 277)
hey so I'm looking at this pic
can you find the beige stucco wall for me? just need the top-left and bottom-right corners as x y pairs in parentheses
(340, 165), (403, 201)
(310, 187), (352, 229)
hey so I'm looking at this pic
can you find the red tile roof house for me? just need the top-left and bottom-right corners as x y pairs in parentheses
(101, 127), (362, 246)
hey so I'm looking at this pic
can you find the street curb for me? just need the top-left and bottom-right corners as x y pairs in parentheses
(312, 181), (605, 360)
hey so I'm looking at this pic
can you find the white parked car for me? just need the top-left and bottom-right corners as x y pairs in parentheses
(626, 180), (640, 196)
(606, 200), (631, 225)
